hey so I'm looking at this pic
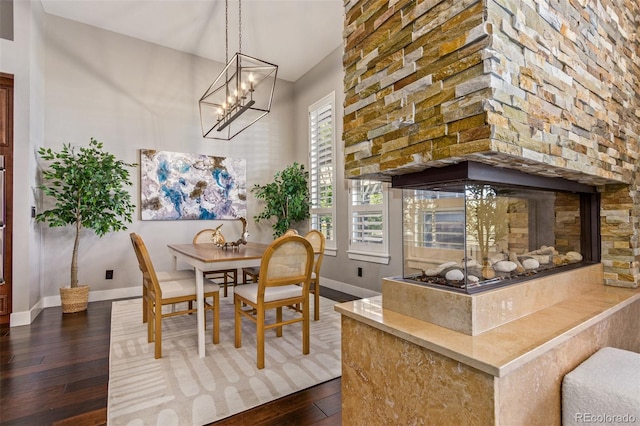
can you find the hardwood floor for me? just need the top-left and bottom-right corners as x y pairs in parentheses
(0, 287), (358, 425)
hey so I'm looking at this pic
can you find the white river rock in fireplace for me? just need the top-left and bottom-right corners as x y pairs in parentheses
(417, 245), (585, 290)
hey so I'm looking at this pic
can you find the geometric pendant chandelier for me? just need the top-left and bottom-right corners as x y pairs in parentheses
(199, 0), (278, 140)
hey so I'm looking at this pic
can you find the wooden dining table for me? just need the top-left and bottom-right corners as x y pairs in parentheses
(167, 241), (268, 357)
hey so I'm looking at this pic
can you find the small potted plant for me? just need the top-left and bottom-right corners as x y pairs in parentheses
(252, 162), (310, 238)
(36, 138), (136, 313)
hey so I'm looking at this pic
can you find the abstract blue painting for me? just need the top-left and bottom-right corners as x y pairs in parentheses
(140, 149), (246, 220)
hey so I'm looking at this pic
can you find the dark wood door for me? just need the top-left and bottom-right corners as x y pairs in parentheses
(0, 73), (13, 324)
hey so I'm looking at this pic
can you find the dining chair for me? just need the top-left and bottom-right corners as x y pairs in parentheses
(234, 234), (314, 369)
(130, 234), (195, 323)
(241, 228), (299, 284)
(130, 233), (220, 359)
(304, 230), (326, 321)
(193, 229), (238, 297)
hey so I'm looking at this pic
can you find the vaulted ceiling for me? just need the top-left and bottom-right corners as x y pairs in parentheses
(40, 0), (344, 82)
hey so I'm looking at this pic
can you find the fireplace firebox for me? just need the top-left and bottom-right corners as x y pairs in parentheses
(392, 162), (600, 294)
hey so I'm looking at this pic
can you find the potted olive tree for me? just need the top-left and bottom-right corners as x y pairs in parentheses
(36, 138), (136, 313)
(252, 162), (310, 238)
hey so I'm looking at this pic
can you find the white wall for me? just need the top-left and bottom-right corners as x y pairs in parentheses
(292, 46), (403, 296)
(33, 15), (297, 307)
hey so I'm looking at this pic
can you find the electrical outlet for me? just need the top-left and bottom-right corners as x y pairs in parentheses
(105, 270), (114, 280)
(357, 267), (363, 277)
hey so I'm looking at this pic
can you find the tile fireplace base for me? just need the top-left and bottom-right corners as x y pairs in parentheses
(335, 267), (640, 424)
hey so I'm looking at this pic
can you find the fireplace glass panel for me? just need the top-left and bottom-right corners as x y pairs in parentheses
(402, 182), (592, 293)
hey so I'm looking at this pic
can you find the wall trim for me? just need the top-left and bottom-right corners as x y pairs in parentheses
(321, 277), (380, 299)
(11, 278), (377, 327)
(9, 301), (42, 327)
(10, 286), (141, 327)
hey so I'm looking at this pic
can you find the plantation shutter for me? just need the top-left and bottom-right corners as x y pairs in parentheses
(349, 180), (384, 252)
(309, 94), (335, 248)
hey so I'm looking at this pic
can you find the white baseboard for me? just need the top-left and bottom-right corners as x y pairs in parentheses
(11, 279), (378, 327)
(10, 301), (44, 327)
(320, 277), (380, 299)
(10, 286), (141, 327)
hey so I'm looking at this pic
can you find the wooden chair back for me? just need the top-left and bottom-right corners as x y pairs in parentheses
(130, 233), (161, 298)
(304, 230), (325, 278)
(241, 228), (299, 284)
(193, 228), (223, 244)
(257, 234), (314, 298)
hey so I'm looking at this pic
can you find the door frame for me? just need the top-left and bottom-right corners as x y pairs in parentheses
(0, 72), (14, 324)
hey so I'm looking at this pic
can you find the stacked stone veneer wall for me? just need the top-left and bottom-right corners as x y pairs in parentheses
(506, 199), (528, 254)
(554, 192), (581, 254)
(343, 0), (640, 287)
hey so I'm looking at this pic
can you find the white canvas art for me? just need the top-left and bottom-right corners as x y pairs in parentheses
(140, 149), (246, 220)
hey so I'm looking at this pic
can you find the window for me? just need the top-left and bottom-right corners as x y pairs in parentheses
(419, 210), (465, 249)
(309, 92), (336, 254)
(347, 179), (390, 264)
(407, 190), (465, 250)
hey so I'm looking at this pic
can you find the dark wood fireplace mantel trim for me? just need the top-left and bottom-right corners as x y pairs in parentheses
(391, 161), (597, 194)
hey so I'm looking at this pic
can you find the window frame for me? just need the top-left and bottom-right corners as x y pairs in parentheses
(347, 179), (390, 264)
(308, 92), (337, 256)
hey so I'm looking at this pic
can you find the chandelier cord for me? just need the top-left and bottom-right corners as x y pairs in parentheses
(239, 0), (242, 54)
(224, 0), (229, 64)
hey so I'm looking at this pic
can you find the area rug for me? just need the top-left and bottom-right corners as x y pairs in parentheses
(107, 292), (342, 425)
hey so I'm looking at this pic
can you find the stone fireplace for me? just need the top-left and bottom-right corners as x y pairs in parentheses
(381, 160), (605, 334)
(343, 0), (640, 289)
(338, 0), (640, 423)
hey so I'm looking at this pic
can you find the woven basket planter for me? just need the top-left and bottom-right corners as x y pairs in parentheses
(60, 285), (90, 313)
